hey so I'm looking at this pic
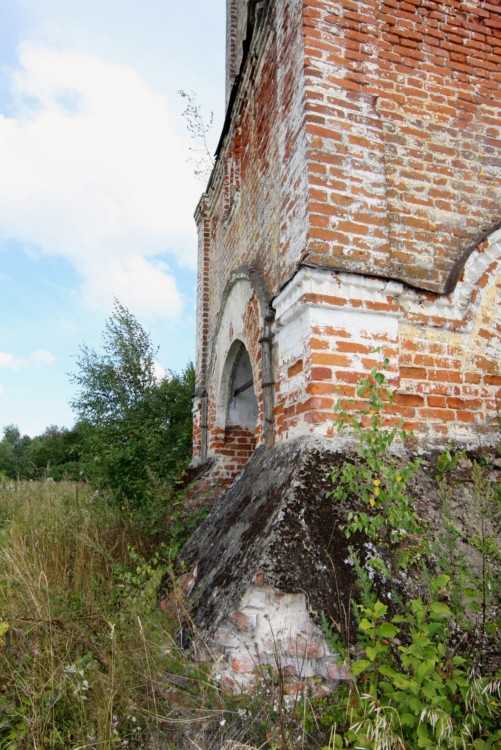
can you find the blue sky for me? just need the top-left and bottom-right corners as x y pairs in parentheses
(0, 0), (226, 436)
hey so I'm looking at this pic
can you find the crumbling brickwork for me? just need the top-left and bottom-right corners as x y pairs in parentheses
(302, 0), (501, 291)
(193, 0), (501, 484)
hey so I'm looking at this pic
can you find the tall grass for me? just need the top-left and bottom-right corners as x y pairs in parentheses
(0, 480), (218, 749)
(0, 480), (299, 750)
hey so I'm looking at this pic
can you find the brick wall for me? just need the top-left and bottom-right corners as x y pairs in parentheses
(213, 425), (257, 480)
(193, 0), (501, 487)
(273, 228), (501, 447)
(225, 0), (250, 107)
(302, 0), (501, 291)
(194, 0), (308, 479)
(196, 2), (309, 381)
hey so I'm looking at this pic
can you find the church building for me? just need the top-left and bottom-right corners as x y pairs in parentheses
(192, 0), (501, 489)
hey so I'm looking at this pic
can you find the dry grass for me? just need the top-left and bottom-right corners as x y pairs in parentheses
(0, 480), (324, 750)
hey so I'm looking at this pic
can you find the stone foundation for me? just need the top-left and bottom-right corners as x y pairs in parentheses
(165, 437), (500, 692)
(210, 586), (349, 692)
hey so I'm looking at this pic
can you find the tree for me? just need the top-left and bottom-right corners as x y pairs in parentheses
(70, 299), (158, 425)
(144, 363), (195, 480)
(0, 424), (83, 481)
(70, 300), (194, 504)
(0, 425), (32, 478)
(28, 425), (82, 480)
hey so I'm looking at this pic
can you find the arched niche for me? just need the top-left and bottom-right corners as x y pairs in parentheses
(225, 341), (258, 431)
(207, 273), (274, 468)
(399, 225), (501, 446)
(212, 277), (261, 429)
(444, 219), (501, 295)
(212, 338), (258, 476)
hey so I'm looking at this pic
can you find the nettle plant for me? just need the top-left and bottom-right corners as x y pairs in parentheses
(344, 575), (501, 750)
(327, 359), (421, 549)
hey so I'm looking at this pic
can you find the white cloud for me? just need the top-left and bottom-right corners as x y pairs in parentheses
(153, 360), (166, 382)
(0, 42), (199, 318)
(80, 255), (182, 319)
(0, 349), (55, 369)
(0, 353), (17, 369)
(31, 349), (56, 366)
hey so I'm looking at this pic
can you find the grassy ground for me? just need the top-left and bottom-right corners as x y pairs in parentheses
(0, 480), (219, 749)
(0, 480), (326, 750)
(1, 473), (499, 750)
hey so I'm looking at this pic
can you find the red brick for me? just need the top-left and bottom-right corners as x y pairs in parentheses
(312, 352), (352, 366)
(288, 359), (304, 377)
(307, 382), (340, 395)
(337, 341), (372, 354)
(311, 366), (333, 381)
(420, 408), (456, 420)
(310, 337), (330, 349)
(400, 366), (427, 379)
(393, 393), (425, 407)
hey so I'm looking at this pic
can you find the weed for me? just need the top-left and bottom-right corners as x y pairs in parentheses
(327, 361), (422, 557)
(325, 368), (501, 749)
(341, 577), (501, 748)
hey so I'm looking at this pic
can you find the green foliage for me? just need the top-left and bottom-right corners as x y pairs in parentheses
(340, 579), (501, 749)
(0, 425), (33, 479)
(70, 299), (158, 424)
(327, 360), (422, 551)
(435, 446), (466, 479)
(434, 454), (501, 658)
(325, 366), (501, 750)
(321, 611), (349, 661)
(1, 359), (498, 750)
(28, 424), (82, 480)
(465, 465), (501, 645)
(113, 502), (208, 615)
(0, 423), (83, 481)
(70, 299), (194, 505)
(348, 546), (379, 619)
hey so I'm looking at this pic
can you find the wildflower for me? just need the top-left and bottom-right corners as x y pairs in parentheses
(369, 497), (376, 507)
(373, 478), (381, 486)
(396, 474), (402, 482)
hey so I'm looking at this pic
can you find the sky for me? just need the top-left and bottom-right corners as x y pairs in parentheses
(0, 0), (226, 436)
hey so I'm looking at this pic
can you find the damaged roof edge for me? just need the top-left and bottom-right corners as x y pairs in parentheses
(216, 0), (269, 159)
(201, 0), (270, 201)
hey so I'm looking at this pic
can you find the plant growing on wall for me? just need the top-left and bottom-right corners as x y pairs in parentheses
(324, 363), (501, 749)
(327, 359), (421, 551)
(178, 89), (215, 182)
